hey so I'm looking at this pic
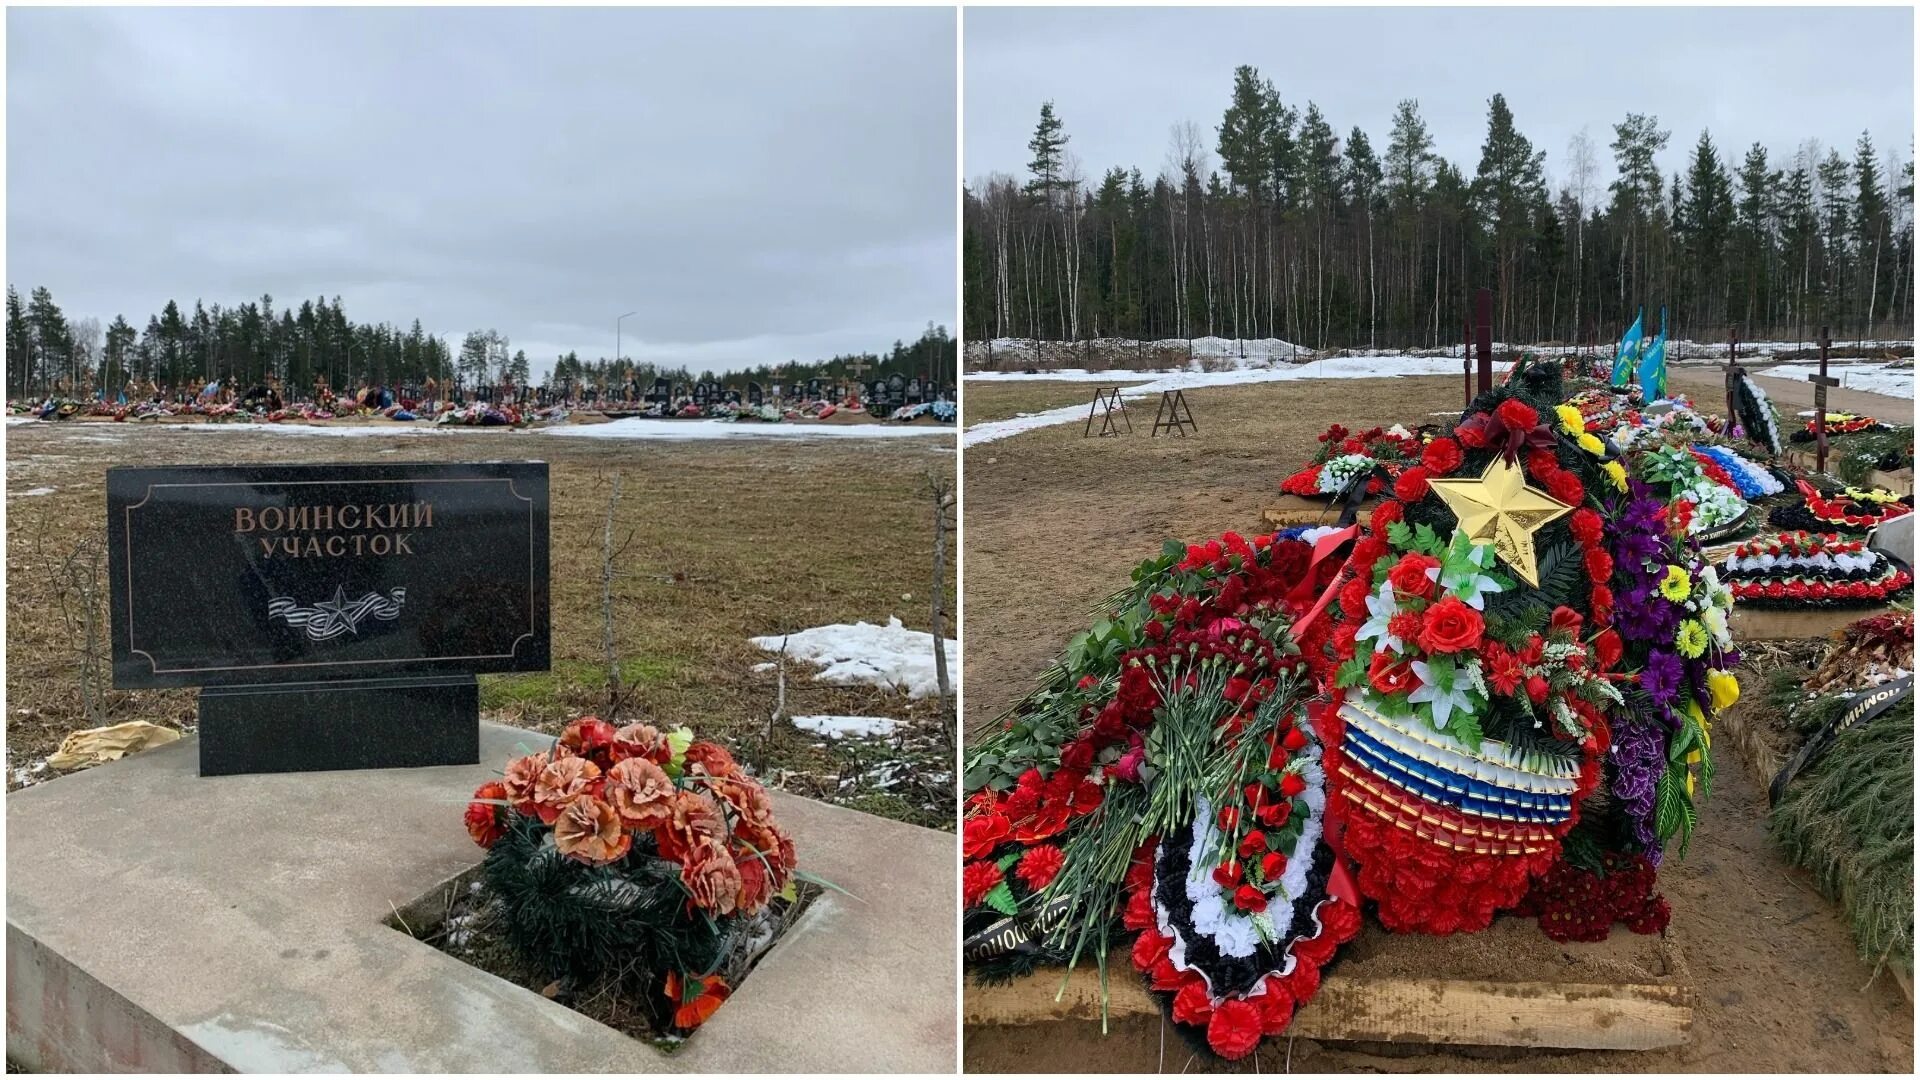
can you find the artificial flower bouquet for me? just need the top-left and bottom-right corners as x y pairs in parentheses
(1768, 479), (1913, 534)
(465, 717), (798, 1034)
(1791, 412), (1893, 442)
(1280, 422), (1423, 498)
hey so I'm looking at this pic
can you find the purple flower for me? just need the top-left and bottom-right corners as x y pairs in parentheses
(1642, 651), (1684, 710)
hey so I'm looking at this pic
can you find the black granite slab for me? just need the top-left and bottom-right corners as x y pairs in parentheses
(197, 675), (480, 776)
(107, 461), (550, 689)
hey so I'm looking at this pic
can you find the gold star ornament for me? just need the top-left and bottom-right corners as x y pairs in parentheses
(1427, 457), (1575, 588)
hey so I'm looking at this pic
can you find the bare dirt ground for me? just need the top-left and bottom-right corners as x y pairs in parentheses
(1664, 365), (1913, 419)
(4, 422), (956, 828)
(960, 375), (1913, 1072)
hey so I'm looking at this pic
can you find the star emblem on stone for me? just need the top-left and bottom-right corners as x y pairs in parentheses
(311, 585), (363, 634)
(1427, 456), (1575, 588)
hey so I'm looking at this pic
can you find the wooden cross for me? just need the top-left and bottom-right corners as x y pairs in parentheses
(1809, 325), (1839, 473)
(1083, 386), (1131, 437)
(847, 357), (871, 381)
(1722, 326), (1747, 447)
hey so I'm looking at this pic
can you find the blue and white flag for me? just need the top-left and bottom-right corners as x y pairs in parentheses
(1637, 307), (1669, 401)
(1610, 307), (1644, 387)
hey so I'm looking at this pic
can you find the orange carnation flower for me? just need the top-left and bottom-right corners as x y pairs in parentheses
(553, 796), (631, 865)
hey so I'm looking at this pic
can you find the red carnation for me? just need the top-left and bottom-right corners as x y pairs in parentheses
(465, 781), (509, 848)
(1352, 534), (1389, 569)
(1387, 553), (1440, 601)
(1494, 398), (1539, 432)
(1233, 884), (1269, 913)
(1172, 979), (1215, 1026)
(1388, 610), (1424, 644)
(1422, 437), (1464, 476)
(1369, 499), (1405, 532)
(1584, 548), (1613, 583)
(1015, 844), (1066, 892)
(1594, 628), (1623, 671)
(1457, 422), (1490, 449)
(1569, 507), (1604, 546)
(1338, 575), (1373, 617)
(1590, 585), (1614, 624)
(1417, 596), (1484, 654)
(1257, 977), (1296, 1034)
(962, 860), (1004, 908)
(1547, 469), (1585, 507)
(1394, 466), (1431, 502)
(1207, 999), (1265, 1060)
(1131, 928), (1172, 973)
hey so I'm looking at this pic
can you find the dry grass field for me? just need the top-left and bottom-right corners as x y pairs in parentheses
(4, 421), (956, 828)
(959, 373), (1913, 1073)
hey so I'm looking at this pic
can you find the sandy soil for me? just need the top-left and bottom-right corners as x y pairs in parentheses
(4, 422), (956, 828)
(960, 374), (1914, 1072)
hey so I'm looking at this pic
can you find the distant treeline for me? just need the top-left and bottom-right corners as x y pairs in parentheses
(964, 68), (1915, 350)
(4, 285), (955, 398)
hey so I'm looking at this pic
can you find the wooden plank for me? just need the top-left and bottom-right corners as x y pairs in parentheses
(967, 968), (1692, 1051)
(1261, 494), (1373, 530)
(1731, 604), (1892, 643)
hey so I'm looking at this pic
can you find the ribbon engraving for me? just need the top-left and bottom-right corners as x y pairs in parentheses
(268, 585), (407, 642)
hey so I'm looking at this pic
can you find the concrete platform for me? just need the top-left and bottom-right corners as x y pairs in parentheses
(6, 722), (955, 1073)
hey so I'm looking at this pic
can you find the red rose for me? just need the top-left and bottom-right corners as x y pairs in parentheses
(963, 813), (1011, 859)
(1387, 553), (1440, 601)
(1233, 884), (1269, 913)
(1494, 398), (1539, 432)
(1279, 772), (1307, 797)
(1417, 596), (1484, 654)
(1257, 799), (1292, 828)
(1584, 548), (1613, 582)
(1260, 851), (1288, 880)
(1236, 829), (1267, 858)
(1281, 726), (1309, 751)
(962, 860), (1004, 907)
(1172, 979), (1215, 1026)
(1212, 860), (1243, 887)
(1547, 469), (1585, 507)
(1394, 466), (1431, 502)
(1422, 437), (1464, 476)
(1207, 999), (1265, 1060)
(1526, 675), (1549, 703)
(1367, 652), (1418, 695)
(1015, 844), (1066, 891)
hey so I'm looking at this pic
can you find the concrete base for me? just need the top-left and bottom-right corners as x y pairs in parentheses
(6, 723), (955, 1073)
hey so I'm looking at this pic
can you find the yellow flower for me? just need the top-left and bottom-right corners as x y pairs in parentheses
(1602, 460), (1628, 492)
(1706, 670), (1740, 712)
(1576, 432), (1606, 456)
(1555, 404), (1586, 435)
(1675, 619), (1708, 659)
(1659, 565), (1692, 602)
(1686, 771), (1697, 797)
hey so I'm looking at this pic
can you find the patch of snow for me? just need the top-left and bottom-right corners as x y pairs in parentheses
(1761, 364), (1914, 401)
(750, 617), (959, 699)
(15, 486), (55, 497)
(544, 418), (951, 441)
(750, 661), (776, 673)
(792, 715), (899, 739)
(964, 356), (1513, 446)
(5, 416), (36, 426)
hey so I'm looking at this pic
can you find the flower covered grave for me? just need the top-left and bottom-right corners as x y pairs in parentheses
(963, 363), (1738, 1060)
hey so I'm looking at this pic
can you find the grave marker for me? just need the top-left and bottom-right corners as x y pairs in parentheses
(107, 462), (551, 775)
(1810, 325), (1839, 473)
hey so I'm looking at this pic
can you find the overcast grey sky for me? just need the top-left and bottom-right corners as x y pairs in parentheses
(967, 7), (1913, 195)
(8, 6), (955, 377)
